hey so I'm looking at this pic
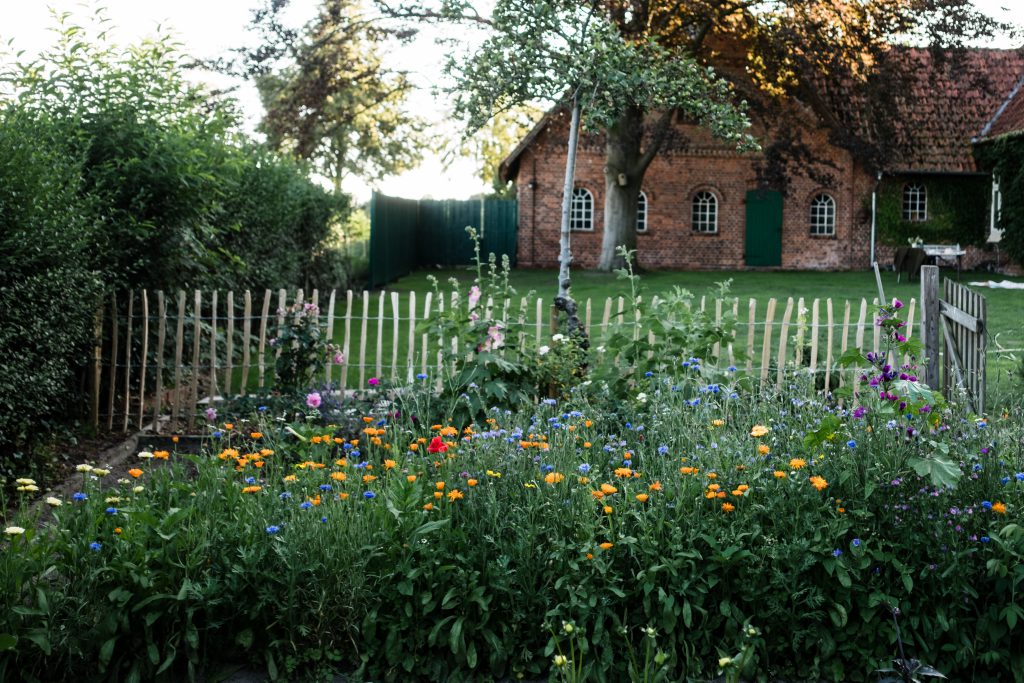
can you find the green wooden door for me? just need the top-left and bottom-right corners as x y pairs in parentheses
(745, 190), (783, 267)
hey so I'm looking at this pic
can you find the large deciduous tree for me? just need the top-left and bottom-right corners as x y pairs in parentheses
(385, 0), (1010, 271)
(236, 0), (427, 191)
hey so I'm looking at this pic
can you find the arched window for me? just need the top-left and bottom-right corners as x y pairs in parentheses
(636, 192), (648, 232)
(570, 188), (594, 231)
(809, 194), (836, 236)
(692, 191), (718, 234)
(903, 183), (927, 222)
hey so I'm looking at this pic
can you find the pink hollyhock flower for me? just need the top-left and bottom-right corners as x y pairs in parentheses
(468, 285), (481, 309)
(306, 392), (322, 409)
(368, 377), (380, 386)
(204, 407), (217, 422)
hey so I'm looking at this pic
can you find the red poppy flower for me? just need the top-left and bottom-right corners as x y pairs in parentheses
(427, 436), (448, 454)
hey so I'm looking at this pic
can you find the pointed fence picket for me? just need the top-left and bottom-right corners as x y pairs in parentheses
(91, 290), (925, 434)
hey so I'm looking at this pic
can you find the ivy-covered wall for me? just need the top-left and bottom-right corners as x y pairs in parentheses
(975, 136), (1024, 267)
(875, 175), (990, 247)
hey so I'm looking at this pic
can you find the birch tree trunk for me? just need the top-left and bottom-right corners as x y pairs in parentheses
(555, 96), (587, 340)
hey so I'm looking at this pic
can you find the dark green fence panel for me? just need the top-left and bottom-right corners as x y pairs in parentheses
(370, 193), (517, 287)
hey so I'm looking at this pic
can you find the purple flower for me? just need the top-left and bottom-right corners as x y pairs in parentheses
(892, 298), (904, 310)
(306, 392), (322, 409)
(368, 377), (380, 387)
(204, 407), (217, 422)
(832, 549), (843, 557)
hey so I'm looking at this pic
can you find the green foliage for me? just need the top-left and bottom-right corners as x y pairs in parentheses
(976, 136), (1024, 267)
(0, 13), (345, 463)
(875, 176), (990, 248)
(272, 301), (343, 395)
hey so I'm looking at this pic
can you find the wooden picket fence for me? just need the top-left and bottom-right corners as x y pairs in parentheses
(90, 289), (920, 434)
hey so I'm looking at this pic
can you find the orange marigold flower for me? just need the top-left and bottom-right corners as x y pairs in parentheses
(737, 484), (749, 492)
(310, 495), (321, 506)
(578, 476), (590, 484)
(423, 502), (433, 511)
(467, 478), (477, 487)
(439, 426), (458, 437)
(153, 450), (169, 460)
(311, 436), (323, 444)
(706, 472), (717, 480)
(583, 442), (592, 448)
(584, 420), (593, 428)
(705, 491), (717, 499)
(750, 425), (770, 438)
(331, 472), (347, 481)
(241, 485), (261, 494)
(810, 475), (828, 491)
(407, 475), (418, 483)
(614, 467), (633, 478)
(790, 458), (807, 470)
(335, 458), (347, 467)
(384, 459), (397, 470)
(600, 483), (618, 495)
(599, 542), (613, 550)
(434, 491), (443, 499)
(171, 436), (179, 444)
(649, 481), (662, 491)
(362, 474), (377, 484)
(447, 489), (464, 502)
(623, 452), (631, 460)
(114, 527), (122, 535)
(586, 552), (594, 560)
(716, 491), (726, 499)
(544, 472), (564, 484)
(635, 493), (649, 503)
(758, 444), (770, 455)
(992, 501), (1007, 515)
(837, 507), (846, 513)
(707, 483), (721, 491)
(261, 449), (274, 457)
(435, 481), (446, 490)
(722, 502), (736, 512)
(679, 466), (697, 475)
(773, 471), (787, 479)
(283, 475), (297, 482)
(250, 432), (262, 439)
(603, 505), (613, 515)
(711, 419), (725, 427)
(225, 423), (234, 430)
(339, 492), (350, 500)
(128, 468), (143, 478)
(253, 460), (264, 468)
(591, 490), (605, 500)
(363, 417), (374, 423)
(409, 443), (419, 451)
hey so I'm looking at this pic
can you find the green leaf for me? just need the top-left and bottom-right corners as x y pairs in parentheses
(837, 347), (867, 367)
(910, 455), (962, 489)
(99, 636), (117, 669)
(235, 628), (254, 650)
(0, 634), (17, 652)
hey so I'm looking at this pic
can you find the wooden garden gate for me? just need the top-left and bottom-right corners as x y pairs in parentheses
(921, 266), (987, 413)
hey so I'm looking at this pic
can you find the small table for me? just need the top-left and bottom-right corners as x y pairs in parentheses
(921, 244), (966, 279)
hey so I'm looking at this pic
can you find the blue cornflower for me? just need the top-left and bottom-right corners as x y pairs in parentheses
(320, 517), (328, 523)
(658, 445), (669, 455)
(980, 536), (991, 543)
(727, 365), (737, 372)
(578, 463), (591, 474)
(832, 549), (843, 557)
(265, 525), (280, 534)
(319, 484), (333, 491)
(105, 507), (117, 515)
(1016, 473), (1024, 481)
(279, 492), (292, 500)
(729, 392), (739, 399)
(1002, 477), (1010, 485)
(543, 398), (557, 406)
(213, 431), (223, 438)
(416, 373), (428, 380)
(246, 476), (256, 484)
(350, 450), (361, 458)
(363, 491), (376, 500)
(847, 440), (857, 449)
(973, 463), (983, 472)
(258, 405), (268, 412)
(982, 501), (993, 509)
(644, 371), (653, 377)
(681, 361), (690, 368)
(852, 538), (861, 547)
(541, 464), (555, 473)
(73, 492), (87, 501)
(354, 461), (369, 469)
(376, 419), (386, 427)
(300, 501), (313, 510)
(622, 460), (632, 468)
(89, 541), (102, 551)
(342, 442), (353, 450)
(625, 422), (632, 430)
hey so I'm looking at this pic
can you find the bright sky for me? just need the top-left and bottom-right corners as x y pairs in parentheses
(1, 0), (1019, 202)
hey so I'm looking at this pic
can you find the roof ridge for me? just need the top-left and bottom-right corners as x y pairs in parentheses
(977, 73), (1024, 140)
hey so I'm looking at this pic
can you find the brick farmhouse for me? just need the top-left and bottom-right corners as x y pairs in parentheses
(500, 47), (1024, 273)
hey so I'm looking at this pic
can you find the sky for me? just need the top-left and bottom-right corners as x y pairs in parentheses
(1, 0), (1020, 202)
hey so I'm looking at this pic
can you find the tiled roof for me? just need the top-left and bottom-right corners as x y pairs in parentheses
(817, 47), (1024, 172)
(978, 74), (1024, 141)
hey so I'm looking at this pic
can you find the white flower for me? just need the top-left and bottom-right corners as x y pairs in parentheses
(137, 451), (155, 459)
(75, 464), (93, 473)
(596, 346), (606, 353)
(637, 393), (648, 403)
(17, 485), (39, 492)
(4, 526), (25, 536)
(91, 468), (109, 477)
(133, 486), (145, 494)
(551, 333), (565, 343)
(15, 478), (36, 486)
(538, 345), (550, 356)
(45, 497), (62, 507)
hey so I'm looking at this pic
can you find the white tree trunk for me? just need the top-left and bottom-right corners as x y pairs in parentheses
(557, 99), (581, 301)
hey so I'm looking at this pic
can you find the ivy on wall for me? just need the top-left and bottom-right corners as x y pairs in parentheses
(875, 175), (990, 247)
(975, 136), (1024, 267)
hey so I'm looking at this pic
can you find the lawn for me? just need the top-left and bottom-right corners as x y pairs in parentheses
(305, 267), (1023, 407)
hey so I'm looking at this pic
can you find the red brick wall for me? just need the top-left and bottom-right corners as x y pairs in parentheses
(515, 115), (882, 271)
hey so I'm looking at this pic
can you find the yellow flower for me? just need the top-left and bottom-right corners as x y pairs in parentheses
(711, 419), (725, 427)
(241, 485), (261, 494)
(283, 475), (297, 482)
(603, 505), (613, 514)
(544, 472), (565, 484)
(722, 502), (735, 512)
(15, 478), (35, 486)
(45, 497), (62, 507)
(600, 483), (618, 495)
(614, 467), (633, 478)
(553, 655), (567, 668)
(486, 470), (502, 478)
(447, 489), (464, 502)
(331, 472), (347, 481)
(635, 493), (650, 503)
(750, 425), (770, 438)
(809, 475), (828, 491)
(758, 444), (770, 455)
(362, 474), (377, 484)
(649, 481), (662, 491)
(789, 458), (807, 470)
(383, 459), (397, 470)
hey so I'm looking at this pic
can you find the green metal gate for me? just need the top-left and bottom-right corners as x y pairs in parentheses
(745, 190), (783, 267)
(369, 193), (518, 287)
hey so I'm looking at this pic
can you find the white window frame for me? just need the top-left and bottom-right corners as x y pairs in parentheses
(809, 193), (836, 236)
(570, 188), (594, 232)
(903, 183), (927, 222)
(636, 191), (648, 233)
(692, 191), (718, 234)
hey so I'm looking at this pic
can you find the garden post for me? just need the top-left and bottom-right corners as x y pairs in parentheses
(921, 265), (940, 388)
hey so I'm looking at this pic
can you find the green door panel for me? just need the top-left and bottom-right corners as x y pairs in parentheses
(745, 190), (783, 267)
